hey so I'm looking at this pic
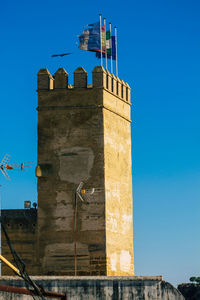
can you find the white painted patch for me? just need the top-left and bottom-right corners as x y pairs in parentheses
(110, 252), (117, 271)
(104, 133), (117, 150)
(121, 214), (132, 234)
(120, 250), (131, 273)
(106, 186), (120, 203)
(119, 142), (126, 154)
(127, 140), (131, 145)
(105, 131), (128, 154)
(107, 211), (118, 233)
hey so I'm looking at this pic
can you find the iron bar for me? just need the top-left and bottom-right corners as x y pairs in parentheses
(0, 284), (67, 299)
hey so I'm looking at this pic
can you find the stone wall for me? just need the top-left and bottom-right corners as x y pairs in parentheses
(1, 209), (37, 275)
(36, 66), (134, 276)
(37, 67), (106, 275)
(103, 89), (133, 275)
(0, 276), (185, 300)
(1, 66), (134, 277)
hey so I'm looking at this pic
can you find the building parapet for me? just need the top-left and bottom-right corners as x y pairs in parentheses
(37, 66), (131, 103)
(54, 68), (68, 89)
(1, 209), (37, 229)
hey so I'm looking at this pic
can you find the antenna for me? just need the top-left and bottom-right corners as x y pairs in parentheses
(73, 181), (104, 275)
(75, 181), (104, 202)
(75, 182), (85, 202)
(0, 154), (34, 180)
(0, 154), (11, 180)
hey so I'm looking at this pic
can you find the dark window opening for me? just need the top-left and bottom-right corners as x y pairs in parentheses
(106, 74), (109, 89)
(126, 87), (128, 101)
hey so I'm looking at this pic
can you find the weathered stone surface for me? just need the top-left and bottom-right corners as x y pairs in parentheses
(36, 67), (133, 276)
(0, 276), (185, 300)
(74, 67), (87, 88)
(103, 90), (133, 275)
(1, 67), (133, 277)
(54, 68), (68, 89)
(37, 69), (54, 90)
(1, 209), (38, 275)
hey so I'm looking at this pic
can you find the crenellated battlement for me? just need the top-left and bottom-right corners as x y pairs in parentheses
(37, 66), (131, 103)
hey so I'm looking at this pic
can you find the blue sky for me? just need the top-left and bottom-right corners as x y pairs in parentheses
(0, 0), (200, 287)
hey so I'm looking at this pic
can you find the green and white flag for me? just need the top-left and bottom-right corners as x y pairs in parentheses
(106, 30), (112, 56)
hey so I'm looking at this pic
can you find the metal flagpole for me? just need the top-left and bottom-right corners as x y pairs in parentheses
(104, 18), (107, 70)
(99, 14), (102, 66)
(109, 22), (113, 73)
(0, 185), (1, 276)
(115, 26), (118, 76)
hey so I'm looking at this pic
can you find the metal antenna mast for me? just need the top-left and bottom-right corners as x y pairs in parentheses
(0, 154), (34, 180)
(73, 182), (104, 275)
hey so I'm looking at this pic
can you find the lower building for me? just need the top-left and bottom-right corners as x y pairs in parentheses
(1, 209), (37, 275)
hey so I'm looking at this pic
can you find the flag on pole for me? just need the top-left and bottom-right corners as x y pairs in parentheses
(101, 25), (106, 53)
(106, 30), (112, 56)
(114, 26), (118, 76)
(79, 22), (100, 52)
(99, 14), (103, 65)
(104, 18), (108, 69)
(78, 18), (117, 72)
(78, 21), (105, 53)
(109, 23), (113, 73)
(96, 36), (116, 60)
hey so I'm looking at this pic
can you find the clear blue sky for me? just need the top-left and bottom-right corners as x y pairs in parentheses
(0, 0), (199, 287)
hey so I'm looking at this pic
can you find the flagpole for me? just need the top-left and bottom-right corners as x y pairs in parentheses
(109, 23), (113, 73)
(0, 185), (1, 276)
(104, 18), (107, 70)
(99, 14), (102, 66)
(115, 26), (118, 76)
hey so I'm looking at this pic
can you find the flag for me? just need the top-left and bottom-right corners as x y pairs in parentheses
(79, 21), (105, 53)
(106, 30), (112, 56)
(96, 36), (116, 60)
(79, 22), (100, 52)
(101, 25), (106, 53)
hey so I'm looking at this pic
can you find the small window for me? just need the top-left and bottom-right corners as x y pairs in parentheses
(106, 74), (109, 89)
(111, 78), (114, 92)
(121, 84), (124, 98)
(116, 81), (119, 95)
(126, 87), (128, 101)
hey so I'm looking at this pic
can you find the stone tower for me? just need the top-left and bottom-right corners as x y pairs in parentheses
(36, 66), (134, 276)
